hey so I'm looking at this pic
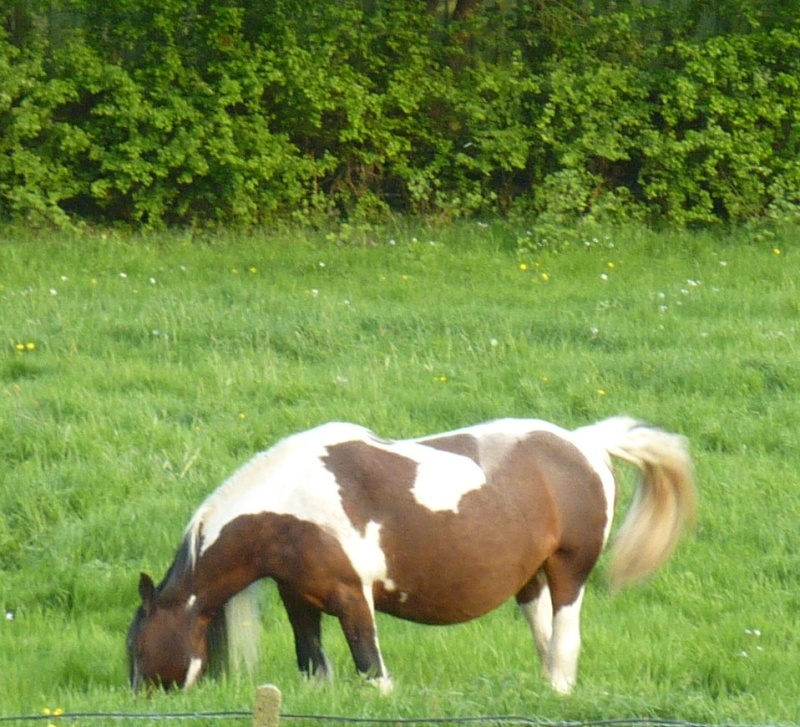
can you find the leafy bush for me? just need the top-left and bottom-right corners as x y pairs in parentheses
(1, 1), (799, 229)
(0, 31), (84, 226)
(640, 30), (800, 226)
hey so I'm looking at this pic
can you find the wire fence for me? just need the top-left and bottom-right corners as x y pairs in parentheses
(0, 684), (791, 727)
(0, 713), (791, 727)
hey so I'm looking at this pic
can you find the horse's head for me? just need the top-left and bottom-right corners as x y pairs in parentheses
(127, 572), (209, 692)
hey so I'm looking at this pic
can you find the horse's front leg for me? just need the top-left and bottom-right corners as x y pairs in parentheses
(332, 583), (393, 694)
(277, 583), (332, 682)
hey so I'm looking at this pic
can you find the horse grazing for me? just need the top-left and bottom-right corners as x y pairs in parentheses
(127, 416), (696, 694)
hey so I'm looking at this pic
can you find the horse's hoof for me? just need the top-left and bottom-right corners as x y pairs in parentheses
(369, 676), (394, 695)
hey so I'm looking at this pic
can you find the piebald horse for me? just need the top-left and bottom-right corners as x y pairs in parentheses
(127, 416), (696, 694)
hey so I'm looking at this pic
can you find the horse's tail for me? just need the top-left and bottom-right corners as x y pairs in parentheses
(208, 583), (263, 680)
(576, 416), (697, 592)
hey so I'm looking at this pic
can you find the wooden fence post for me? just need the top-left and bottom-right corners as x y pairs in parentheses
(252, 683), (282, 727)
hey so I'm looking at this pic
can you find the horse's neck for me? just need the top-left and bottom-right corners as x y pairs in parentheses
(157, 534), (243, 613)
(179, 532), (262, 614)
(190, 566), (256, 616)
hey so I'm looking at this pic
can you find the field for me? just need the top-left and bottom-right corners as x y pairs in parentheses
(1, 222), (798, 725)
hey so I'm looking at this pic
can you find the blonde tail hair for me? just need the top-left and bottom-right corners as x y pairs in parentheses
(581, 417), (697, 591)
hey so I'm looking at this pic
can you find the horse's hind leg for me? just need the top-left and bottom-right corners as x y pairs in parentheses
(540, 551), (591, 694)
(516, 570), (553, 669)
(331, 584), (393, 694)
(547, 585), (585, 694)
(277, 583), (332, 682)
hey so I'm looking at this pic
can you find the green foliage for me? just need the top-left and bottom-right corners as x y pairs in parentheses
(640, 30), (800, 226)
(1, 1), (799, 228)
(0, 30), (84, 226)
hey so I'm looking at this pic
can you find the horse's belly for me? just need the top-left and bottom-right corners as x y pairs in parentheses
(373, 554), (544, 626)
(375, 590), (507, 625)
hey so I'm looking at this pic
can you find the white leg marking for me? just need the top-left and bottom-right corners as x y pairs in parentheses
(360, 582), (393, 690)
(548, 589), (585, 694)
(518, 578), (553, 669)
(184, 657), (204, 690)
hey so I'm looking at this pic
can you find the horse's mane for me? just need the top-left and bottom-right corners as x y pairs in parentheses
(206, 583), (264, 680)
(184, 508), (207, 574)
(157, 536), (195, 602)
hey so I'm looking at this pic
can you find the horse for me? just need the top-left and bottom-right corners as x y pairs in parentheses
(127, 416), (696, 695)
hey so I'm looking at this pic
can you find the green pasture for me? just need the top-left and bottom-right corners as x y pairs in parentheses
(0, 222), (798, 724)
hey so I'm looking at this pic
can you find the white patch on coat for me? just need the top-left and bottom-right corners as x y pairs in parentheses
(410, 449), (485, 511)
(369, 438), (486, 513)
(343, 520), (387, 585)
(570, 418), (630, 544)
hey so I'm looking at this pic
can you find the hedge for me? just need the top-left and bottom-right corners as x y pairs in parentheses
(1, 1), (799, 229)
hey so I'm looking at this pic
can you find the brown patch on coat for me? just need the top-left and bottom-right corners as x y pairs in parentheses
(322, 441), (419, 537)
(417, 432), (481, 462)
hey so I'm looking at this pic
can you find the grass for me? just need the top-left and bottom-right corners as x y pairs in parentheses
(1, 221), (798, 724)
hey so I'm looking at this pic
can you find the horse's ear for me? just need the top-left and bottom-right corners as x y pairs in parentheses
(138, 572), (157, 613)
